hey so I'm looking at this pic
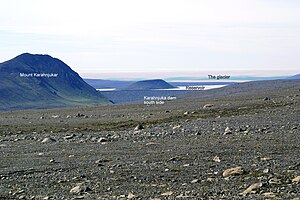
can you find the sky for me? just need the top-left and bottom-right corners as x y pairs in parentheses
(0, 0), (299, 79)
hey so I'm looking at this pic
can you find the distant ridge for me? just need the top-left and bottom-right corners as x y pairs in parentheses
(182, 79), (300, 100)
(124, 79), (176, 90)
(0, 53), (111, 110)
(84, 79), (133, 89)
(287, 74), (300, 79)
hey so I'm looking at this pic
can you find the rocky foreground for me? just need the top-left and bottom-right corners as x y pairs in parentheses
(0, 85), (300, 199)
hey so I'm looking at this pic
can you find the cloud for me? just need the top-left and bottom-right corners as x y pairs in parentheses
(0, 0), (300, 75)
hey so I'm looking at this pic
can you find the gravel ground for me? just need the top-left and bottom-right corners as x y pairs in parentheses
(0, 82), (300, 199)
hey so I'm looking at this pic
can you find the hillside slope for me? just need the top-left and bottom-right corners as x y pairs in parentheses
(287, 74), (300, 79)
(182, 79), (300, 100)
(0, 53), (111, 110)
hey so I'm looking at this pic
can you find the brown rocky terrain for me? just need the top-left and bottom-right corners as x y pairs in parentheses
(0, 80), (300, 199)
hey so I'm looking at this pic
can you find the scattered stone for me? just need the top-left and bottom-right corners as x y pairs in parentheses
(213, 156), (221, 162)
(268, 178), (282, 185)
(292, 126), (298, 130)
(263, 97), (270, 101)
(76, 113), (85, 117)
(95, 159), (111, 166)
(74, 196), (85, 199)
(173, 125), (182, 130)
(161, 191), (173, 196)
(194, 131), (201, 135)
(262, 192), (277, 198)
(97, 137), (108, 143)
(167, 156), (182, 162)
(203, 104), (214, 109)
(191, 179), (199, 183)
(260, 157), (272, 161)
(238, 127), (247, 132)
(223, 166), (244, 177)
(70, 185), (84, 194)
(288, 162), (300, 170)
(134, 124), (144, 131)
(127, 192), (136, 199)
(15, 189), (25, 195)
(70, 183), (92, 195)
(176, 194), (192, 198)
(184, 112), (189, 115)
(64, 134), (75, 140)
(292, 175), (300, 183)
(41, 137), (56, 143)
(240, 182), (263, 195)
(223, 127), (232, 135)
(50, 159), (55, 163)
(146, 142), (159, 146)
(51, 115), (59, 118)
(263, 169), (269, 173)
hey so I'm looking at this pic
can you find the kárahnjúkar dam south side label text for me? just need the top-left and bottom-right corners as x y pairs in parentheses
(144, 96), (177, 105)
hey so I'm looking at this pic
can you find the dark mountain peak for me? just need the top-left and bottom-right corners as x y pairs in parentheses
(12, 53), (66, 67)
(287, 74), (300, 79)
(14, 53), (54, 64)
(141, 79), (164, 82)
(125, 79), (176, 90)
(16, 52), (52, 58)
(0, 53), (111, 110)
(0, 53), (73, 75)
